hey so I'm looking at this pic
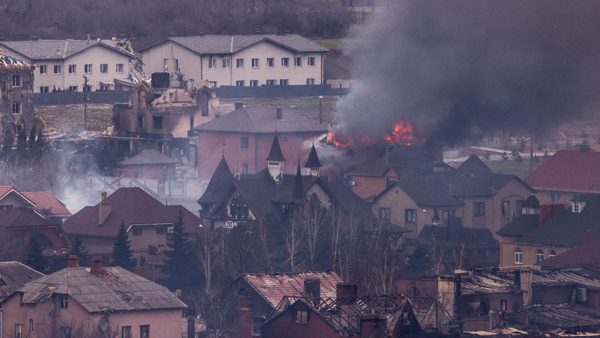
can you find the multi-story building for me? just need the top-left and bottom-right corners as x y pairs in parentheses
(0, 53), (34, 142)
(140, 34), (328, 87)
(0, 39), (135, 93)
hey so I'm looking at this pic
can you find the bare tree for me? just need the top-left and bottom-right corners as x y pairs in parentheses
(284, 209), (305, 271)
(303, 197), (328, 270)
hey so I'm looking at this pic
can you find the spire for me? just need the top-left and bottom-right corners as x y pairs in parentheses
(304, 144), (322, 168)
(266, 134), (286, 162)
(197, 156), (234, 204)
(291, 164), (305, 202)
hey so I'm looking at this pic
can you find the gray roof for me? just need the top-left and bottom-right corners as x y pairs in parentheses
(118, 149), (178, 166)
(144, 34), (328, 55)
(0, 262), (44, 303)
(16, 266), (186, 313)
(194, 106), (328, 134)
(0, 39), (135, 61)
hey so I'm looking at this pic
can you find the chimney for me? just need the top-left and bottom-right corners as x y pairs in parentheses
(99, 200), (112, 225)
(336, 283), (358, 299)
(101, 191), (107, 200)
(276, 107), (283, 120)
(584, 230), (591, 244)
(235, 102), (243, 110)
(67, 255), (80, 268)
(434, 161), (446, 172)
(539, 203), (566, 227)
(90, 257), (106, 275)
(304, 277), (321, 298)
(360, 316), (388, 337)
(520, 269), (533, 306)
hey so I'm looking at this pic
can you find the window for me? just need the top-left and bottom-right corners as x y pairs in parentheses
(12, 102), (21, 114)
(84, 85), (91, 92)
(209, 58), (216, 69)
(85, 64), (92, 74)
(156, 227), (165, 235)
(39, 65), (47, 75)
(550, 191), (561, 202)
(296, 136), (305, 141)
(241, 136), (249, 149)
(406, 209), (416, 223)
(116, 63), (124, 73)
(308, 57), (315, 66)
(236, 80), (245, 87)
(444, 210), (455, 224)
(280, 79), (289, 86)
(140, 325), (150, 338)
(209, 81), (217, 88)
(536, 249), (544, 263)
(153, 116), (163, 130)
(502, 201), (510, 219)
(100, 64), (108, 73)
(266, 79), (276, 86)
(236, 59), (244, 68)
(222, 59), (230, 69)
(54, 65), (62, 74)
(280, 136), (288, 142)
(133, 228), (142, 236)
(306, 78), (315, 85)
(242, 163), (248, 174)
(122, 326), (132, 338)
(12, 74), (20, 86)
(281, 58), (289, 67)
(549, 249), (557, 258)
(379, 207), (391, 221)
(137, 116), (143, 128)
(573, 202), (580, 213)
(250, 80), (258, 87)
(500, 300), (507, 312)
(68, 64), (76, 74)
(293, 310), (308, 324)
(29, 319), (33, 333)
(59, 295), (68, 308)
(40, 86), (50, 93)
(474, 202), (485, 217)
(15, 324), (23, 338)
(514, 248), (523, 264)
(252, 58), (259, 68)
(68, 86), (78, 92)
(267, 58), (274, 67)
(294, 57), (302, 67)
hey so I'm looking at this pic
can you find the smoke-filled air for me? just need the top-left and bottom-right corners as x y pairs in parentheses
(336, 0), (600, 147)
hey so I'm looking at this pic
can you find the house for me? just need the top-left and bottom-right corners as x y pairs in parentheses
(0, 256), (186, 338)
(0, 39), (136, 93)
(194, 105), (328, 180)
(140, 34), (328, 87)
(0, 261), (44, 304)
(0, 186), (73, 223)
(113, 149), (178, 183)
(524, 148), (600, 204)
(234, 271), (343, 338)
(262, 288), (422, 338)
(495, 193), (599, 267)
(0, 53), (34, 144)
(539, 237), (600, 270)
(61, 188), (202, 268)
(371, 155), (534, 238)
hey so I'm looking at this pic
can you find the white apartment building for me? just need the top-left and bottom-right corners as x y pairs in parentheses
(140, 34), (328, 87)
(0, 39), (136, 93)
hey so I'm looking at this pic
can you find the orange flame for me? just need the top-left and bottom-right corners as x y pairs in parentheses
(384, 121), (415, 146)
(326, 133), (352, 147)
(327, 120), (422, 148)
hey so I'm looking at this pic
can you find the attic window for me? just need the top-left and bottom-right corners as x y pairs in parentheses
(573, 201), (586, 213)
(59, 295), (68, 309)
(294, 310), (308, 324)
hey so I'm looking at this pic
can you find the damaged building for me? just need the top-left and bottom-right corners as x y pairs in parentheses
(0, 54), (34, 150)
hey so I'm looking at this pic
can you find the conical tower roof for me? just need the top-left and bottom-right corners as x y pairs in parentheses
(291, 164), (305, 201)
(266, 135), (286, 162)
(304, 144), (322, 168)
(197, 156), (234, 204)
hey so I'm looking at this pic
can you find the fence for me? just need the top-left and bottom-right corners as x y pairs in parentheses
(34, 91), (131, 105)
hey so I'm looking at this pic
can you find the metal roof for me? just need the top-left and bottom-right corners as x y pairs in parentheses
(0, 39), (134, 61)
(0, 262), (44, 303)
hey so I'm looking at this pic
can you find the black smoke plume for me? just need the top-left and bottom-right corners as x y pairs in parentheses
(336, 0), (600, 146)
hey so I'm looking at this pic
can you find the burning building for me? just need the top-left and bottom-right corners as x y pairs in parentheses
(0, 54), (34, 150)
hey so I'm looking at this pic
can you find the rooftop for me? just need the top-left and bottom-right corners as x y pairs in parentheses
(22, 191), (73, 218)
(0, 39), (134, 60)
(0, 54), (35, 71)
(117, 149), (178, 166)
(524, 150), (600, 193)
(0, 261), (44, 303)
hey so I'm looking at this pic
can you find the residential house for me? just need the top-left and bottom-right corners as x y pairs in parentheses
(524, 148), (600, 204)
(140, 35), (328, 87)
(0, 54), (34, 142)
(371, 155), (534, 238)
(234, 271), (343, 338)
(0, 186), (73, 223)
(539, 237), (600, 270)
(0, 39), (136, 93)
(0, 257), (186, 338)
(194, 105), (328, 180)
(61, 188), (202, 268)
(0, 261), (44, 303)
(495, 193), (599, 267)
(113, 149), (178, 183)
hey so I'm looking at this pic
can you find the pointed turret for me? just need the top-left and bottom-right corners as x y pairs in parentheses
(291, 164), (305, 202)
(304, 144), (322, 177)
(267, 135), (286, 182)
(198, 156), (234, 216)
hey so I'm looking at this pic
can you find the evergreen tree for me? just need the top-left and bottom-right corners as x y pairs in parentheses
(162, 208), (198, 291)
(69, 235), (87, 257)
(112, 220), (134, 271)
(21, 236), (48, 272)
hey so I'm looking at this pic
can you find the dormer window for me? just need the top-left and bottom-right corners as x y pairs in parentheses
(522, 207), (540, 215)
(573, 201), (586, 213)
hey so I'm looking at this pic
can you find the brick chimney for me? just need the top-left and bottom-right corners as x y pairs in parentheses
(67, 255), (79, 268)
(336, 283), (358, 299)
(539, 203), (566, 227)
(101, 191), (107, 200)
(304, 277), (321, 298)
(99, 192), (112, 225)
(584, 230), (591, 244)
(360, 316), (388, 337)
(90, 257), (106, 275)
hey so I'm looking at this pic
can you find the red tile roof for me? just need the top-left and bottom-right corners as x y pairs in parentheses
(0, 208), (57, 229)
(242, 271), (343, 308)
(22, 191), (73, 218)
(540, 239), (600, 269)
(62, 187), (202, 238)
(524, 150), (600, 192)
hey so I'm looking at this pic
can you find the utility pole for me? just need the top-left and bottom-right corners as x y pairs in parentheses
(529, 129), (534, 174)
(83, 76), (88, 126)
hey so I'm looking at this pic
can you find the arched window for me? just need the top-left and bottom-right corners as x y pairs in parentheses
(549, 250), (557, 258)
(536, 249), (544, 263)
(515, 248), (523, 264)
